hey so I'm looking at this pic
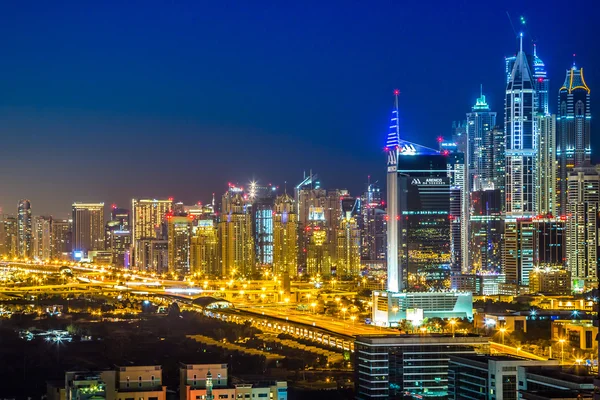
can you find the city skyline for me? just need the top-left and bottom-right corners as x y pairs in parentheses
(1, 2), (598, 216)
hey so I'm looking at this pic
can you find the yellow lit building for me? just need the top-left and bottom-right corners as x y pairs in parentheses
(335, 213), (361, 277)
(219, 188), (254, 277)
(528, 266), (571, 295)
(190, 220), (220, 276)
(305, 206), (330, 276)
(273, 193), (298, 277)
(167, 215), (191, 275)
(132, 199), (172, 268)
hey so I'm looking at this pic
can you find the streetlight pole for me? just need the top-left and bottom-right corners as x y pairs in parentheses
(559, 339), (565, 365)
(499, 327), (507, 345)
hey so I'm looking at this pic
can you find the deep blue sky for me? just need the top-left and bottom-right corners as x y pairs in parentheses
(0, 1), (598, 217)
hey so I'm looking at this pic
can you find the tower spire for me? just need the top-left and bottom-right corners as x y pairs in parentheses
(385, 89), (401, 149)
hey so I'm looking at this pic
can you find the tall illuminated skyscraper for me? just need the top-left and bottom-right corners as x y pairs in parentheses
(190, 220), (220, 276)
(131, 199), (172, 267)
(466, 87), (497, 191)
(557, 64), (591, 214)
(305, 206), (330, 277)
(335, 197), (361, 277)
(273, 193), (298, 276)
(360, 183), (386, 265)
(33, 216), (52, 261)
(566, 164), (599, 292)
(505, 34), (537, 218)
(51, 219), (71, 260)
(536, 114), (557, 215)
(249, 182), (276, 270)
(167, 215), (192, 275)
(219, 185), (254, 276)
(72, 202), (105, 258)
(17, 199), (32, 258)
(385, 89), (401, 293)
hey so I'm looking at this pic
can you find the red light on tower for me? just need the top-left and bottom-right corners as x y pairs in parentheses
(111, 204), (117, 209)
(393, 89), (400, 96)
(437, 136), (443, 143)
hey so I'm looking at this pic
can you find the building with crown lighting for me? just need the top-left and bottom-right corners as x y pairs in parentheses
(374, 91), (471, 327)
(466, 88), (497, 191)
(557, 65), (592, 214)
(273, 193), (298, 277)
(219, 186), (254, 277)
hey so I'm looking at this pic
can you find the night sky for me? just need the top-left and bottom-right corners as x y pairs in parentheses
(0, 1), (598, 218)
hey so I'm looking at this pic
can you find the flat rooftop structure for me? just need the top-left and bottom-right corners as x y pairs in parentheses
(356, 334), (489, 346)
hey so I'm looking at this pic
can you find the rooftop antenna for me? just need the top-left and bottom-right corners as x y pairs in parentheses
(573, 53), (577, 68)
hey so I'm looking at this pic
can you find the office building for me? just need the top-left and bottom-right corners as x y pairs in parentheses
(167, 215), (192, 275)
(111, 206), (130, 229)
(466, 87), (497, 191)
(551, 319), (597, 351)
(470, 189), (503, 272)
(335, 197), (361, 277)
(451, 120), (467, 155)
(219, 186), (254, 276)
(536, 114), (557, 216)
(33, 216), (52, 260)
(249, 182), (276, 270)
(450, 273), (506, 296)
(359, 182), (386, 264)
(305, 206), (331, 276)
(190, 220), (220, 276)
(51, 219), (72, 260)
(272, 193), (298, 277)
(137, 239), (168, 273)
(179, 364), (287, 400)
(17, 199), (32, 258)
(448, 354), (558, 400)
(0, 215), (18, 258)
(72, 203), (105, 258)
(114, 366), (166, 400)
(355, 335), (489, 399)
(107, 229), (132, 268)
(557, 64), (591, 214)
(64, 371), (115, 400)
(566, 164), (599, 291)
(519, 366), (594, 399)
(132, 199), (172, 267)
(529, 266), (570, 295)
(505, 34), (537, 218)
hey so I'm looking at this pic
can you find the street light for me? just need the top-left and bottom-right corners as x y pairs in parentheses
(499, 327), (507, 345)
(311, 302), (317, 314)
(350, 315), (356, 325)
(559, 339), (566, 365)
(341, 307), (347, 320)
(449, 319), (457, 338)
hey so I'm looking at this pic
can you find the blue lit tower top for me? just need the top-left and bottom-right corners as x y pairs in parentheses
(533, 44), (549, 115)
(386, 89), (401, 149)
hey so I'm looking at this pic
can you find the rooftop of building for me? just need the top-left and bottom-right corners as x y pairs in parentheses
(449, 353), (549, 364)
(523, 365), (595, 384)
(355, 333), (488, 345)
(519, 389), (593, 400)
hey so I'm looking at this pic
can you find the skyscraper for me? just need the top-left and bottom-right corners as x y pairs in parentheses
(1, 215), (18, 258)
(17, 199), (32, 258)
(51, 219), (71, 260)
(335, 197), (361, 277)
(131, 199), (172, 267)
(557, 64), (591, 214)
(167, 215), (192, 275)
(33, 216), (52, 261)
(72, 203), (105, 258)
(250, 182), (276, 270)
(505, 34), (537, 218)
(536, 114), (557, 215)
(466, 88), (497, 191)
(385, 89), (401, 293)
(566, 164), (599, 291)
(273, 193), (298, 277)
(305, 206), (330, 276)
(190, 220), (220, 276)
(219, 186), (254, 276)
(359, 182), (386, 264)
